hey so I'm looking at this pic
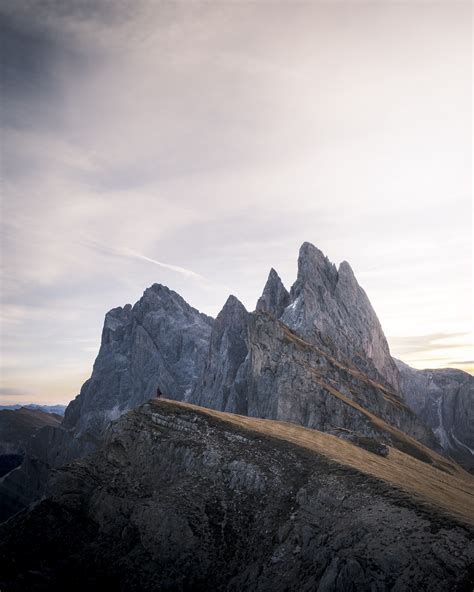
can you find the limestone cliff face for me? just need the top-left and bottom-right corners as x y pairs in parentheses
(193, 295), (250, 412)
(62, 283), (213, 455)
(281, 243), (399, 390)
(192, 310), (440, 455)
(1, 401), (472, 592)
(396, 359), (474, 472)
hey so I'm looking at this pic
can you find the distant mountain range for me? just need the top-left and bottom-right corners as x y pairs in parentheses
(1, 242), (472, 589)
(0, 404), (67, 415)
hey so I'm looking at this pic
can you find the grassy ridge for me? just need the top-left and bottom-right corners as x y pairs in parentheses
(155, 399), (474, 528)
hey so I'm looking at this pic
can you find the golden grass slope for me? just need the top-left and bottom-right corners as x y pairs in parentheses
(155, 399), (474, 529)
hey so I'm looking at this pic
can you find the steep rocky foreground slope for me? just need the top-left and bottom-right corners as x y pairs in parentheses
(1, 400), (472, 592)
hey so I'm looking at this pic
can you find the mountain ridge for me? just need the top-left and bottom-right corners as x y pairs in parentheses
(0, 241), (472, 524)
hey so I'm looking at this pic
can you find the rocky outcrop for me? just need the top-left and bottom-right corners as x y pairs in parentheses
(193, 295), (250, 412)
(1, 400), (472, 592)
(193, 311), (441, 457)
(281, 243), (399, 390)
(256, 268), (290, 318)
(62, 283), (213, 456)
(395, 359), (474, 472)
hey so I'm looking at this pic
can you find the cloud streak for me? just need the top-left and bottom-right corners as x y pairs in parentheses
(122, 248), (204, 280)
(84, 239), (205, 280)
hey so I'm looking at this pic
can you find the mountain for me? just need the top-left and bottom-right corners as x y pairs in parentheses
(395, 359), (474, 472)
(61, 284), (213, 457)
(281, 243), (400, 389)
(1, 399), (472, 592)
(0, 284), (213, 522)
(192, 245), (439, 455)
(0, 407), (62, 456)
(0, 241), (471, 524)
(0, 404), (66, 415)
(0, 408), (62, 493)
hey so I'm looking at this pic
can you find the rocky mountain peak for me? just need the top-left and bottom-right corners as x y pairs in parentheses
(62, 281), (214, 445)
(256, 267), (290, 318)
(281, 242), (399, 389)
(337, 259), (356, 281)
(293, 241), (339, 295)
(219, 294), (247, 315)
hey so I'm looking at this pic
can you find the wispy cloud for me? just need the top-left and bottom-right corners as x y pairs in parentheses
(0, 387), (39, 398)
(122, 248), (204, 280)
(388, 333), (472, 356)
(84, 239), (204, 280)
(448, 360), (474, 366)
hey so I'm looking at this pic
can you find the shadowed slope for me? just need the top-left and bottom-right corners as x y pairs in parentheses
(1, 399), (473, 592)
(166, 400), (473, 528)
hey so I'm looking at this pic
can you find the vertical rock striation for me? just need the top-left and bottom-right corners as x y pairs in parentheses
(395, 359), (474, 472)
(194, 295), (250, 413)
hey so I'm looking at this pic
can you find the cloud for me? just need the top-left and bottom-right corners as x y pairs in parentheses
(448, 360), (474, 366)
(123, 249), (204, 280)
(0, 387), (38, 398)
(388, 333), (472, 356)
(84, 240), (204, 280)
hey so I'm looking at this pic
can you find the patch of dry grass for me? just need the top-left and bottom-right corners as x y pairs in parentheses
(157, 399), (474, 528)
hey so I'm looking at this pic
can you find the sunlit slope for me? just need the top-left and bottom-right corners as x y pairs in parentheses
(157, 399), (474, 528)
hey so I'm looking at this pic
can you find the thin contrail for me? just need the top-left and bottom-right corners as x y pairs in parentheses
(84, 239), (204, 280)
(123, 248), (204, 280)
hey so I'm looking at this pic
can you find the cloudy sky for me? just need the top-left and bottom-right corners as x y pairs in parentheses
(1, 1), (472, 405)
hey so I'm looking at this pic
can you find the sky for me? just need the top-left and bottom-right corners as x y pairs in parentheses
(0, 1), (472, 405)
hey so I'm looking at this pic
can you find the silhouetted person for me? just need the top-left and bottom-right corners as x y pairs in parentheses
(156, 387), (162, 399)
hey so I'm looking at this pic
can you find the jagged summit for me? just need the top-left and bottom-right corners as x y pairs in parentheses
(220, 294), (247, 315)
(62, 280), (214, 444)
(256, 267), (290, 318)
(279, 242), (398, 389)
(293, 241), (339, 294)
(194, 294), (249, 412)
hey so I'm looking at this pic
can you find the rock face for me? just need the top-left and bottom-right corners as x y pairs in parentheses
(193, 295), (250, 412)
(396, 359), (474, 472)
(256, 268), (290, 318)
(1, 400), (472, 592)
(62, 283), (213, 457)
(281, 243), (399, 390)
(193, 310), (440, 456)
